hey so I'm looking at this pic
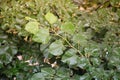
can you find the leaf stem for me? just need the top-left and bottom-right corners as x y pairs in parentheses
(54, 32), (84, 57)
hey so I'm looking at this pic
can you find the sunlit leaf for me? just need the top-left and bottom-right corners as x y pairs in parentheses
(25, 21), (39, 34)
(45, 12), (57, 24)
(61, 22), (75, 34)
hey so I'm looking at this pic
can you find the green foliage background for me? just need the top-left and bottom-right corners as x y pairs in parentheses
(0, 0), (120, 80)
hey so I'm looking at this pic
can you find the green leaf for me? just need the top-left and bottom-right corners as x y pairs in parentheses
(30, 67), (55, 80)
(9, 45), (18, 55)
(62, 49), (78, 65)
(41, 67), (55, 76)
(89, 68), (109, 79)
(0, 34), (8, 39)
(61, 22), (75, 34)
(25, 21), (39, 34)
(1, 53), (13, 64)
(84, 42), (100, 57)
(0, 46), (9, 55)
(72, 33), (87, 46)
(79, 73), (91, 80)
(0, 61), (3, 68)
(77, 57), (90, 69)
(56, 67), (69, 78)
(72, 74), (80, 80)
(29, 73), (45, 80)
(49, 40), (65, 56)
(32, 28), (50, 44)
(45, 12), (57, 24)
(90, 58), (101, 67)
(110, 0), (120, 6)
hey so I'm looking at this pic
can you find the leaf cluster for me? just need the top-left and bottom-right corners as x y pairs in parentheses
(0, 0), (120, 80)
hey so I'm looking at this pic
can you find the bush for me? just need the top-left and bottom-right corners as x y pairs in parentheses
(0, 0), (120, 80)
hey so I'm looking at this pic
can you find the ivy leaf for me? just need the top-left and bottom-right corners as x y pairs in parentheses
(61, 22), (75, 34)
(45, 12), (57, 24)
(25, 21), (39, 34)
(32, 28), (50, 44)
(49, 40), (65, 56)
(62, 49), (78, 65)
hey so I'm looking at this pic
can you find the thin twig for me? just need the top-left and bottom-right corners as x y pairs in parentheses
(53, 31), (83, 57)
